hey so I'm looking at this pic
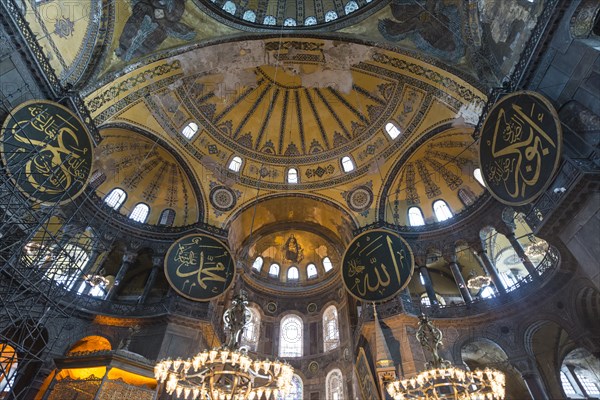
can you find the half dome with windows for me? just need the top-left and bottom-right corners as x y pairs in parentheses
(382, 128), (487, 229)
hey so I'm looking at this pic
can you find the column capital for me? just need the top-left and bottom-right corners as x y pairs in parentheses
(122, 251), (137, 263)
(152, 256), (164, 268)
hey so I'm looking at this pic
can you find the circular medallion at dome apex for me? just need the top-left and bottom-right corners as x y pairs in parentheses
(192, 0), (384, 30)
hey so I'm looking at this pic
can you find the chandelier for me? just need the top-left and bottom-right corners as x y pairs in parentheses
(466, 275), (492, 291)
(155, 291), (294, 400)
(386, 315), (505, 400)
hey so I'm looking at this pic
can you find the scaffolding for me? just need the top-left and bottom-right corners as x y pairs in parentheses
(0, 99), (120, 399)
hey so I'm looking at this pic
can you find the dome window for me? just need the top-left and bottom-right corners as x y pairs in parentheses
(284, 18), (297, 26)
(263, 15), (276, 25)
(304, 16), (317, 25)
(323, 257), (333, 272)
(228, 156), (243, 172)
(408, 206), (425, 226)
(287, 168), (299, 184)
(129, 203), (149, 223)
(325, 10), (338, 22)
(269, 263), (280, 277)
(345, 1), (359, 14)
(104, 188), (126, 210)
(474, 168), (486, 187)
(306, 263), (317, 278)
(433, 200), (453, 222)
(222, 1), (236, 15)
(385, 122), (401, 139)
(252, 256), (263, 272)
(287, 266), (299, 280)
(242, 10), (256, 22)
(181, 122), (199, 139)
(341, 156), (354, 172)
(158, 209), (175, 226)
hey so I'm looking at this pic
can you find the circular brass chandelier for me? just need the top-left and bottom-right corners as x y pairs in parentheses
(386, 315), (505, 400)
(154, 291), (294, 400)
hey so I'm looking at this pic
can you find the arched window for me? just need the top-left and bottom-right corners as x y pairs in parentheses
(407, 206), (425, 226)
(47, 244), (89, 289)
(129, 203), (149, 223)
(0, 344), (17, 394)
(474, 168), (486, 187)
(88, 170), (106, 189)
(159, 209), (175, 226)
(104, 188), (126, 210)
(252, 256), (263, 272)
(385, 122), (401, 139)
(228, 156), (243, 172)
(574, 370), (600, 396)
(306, 263), (317, 278)
(326, 369), (344, 400)
(222, 0), (236, 14)
(241, 306), (260, 351)
(433, 200), (453, 222)
(341, 156), (354, 172)
(284, 18), (297, 26)
(344, 0), (359, 14)
(325, 10), (338, 22)
(480, 286), (495, 299)
(182, 122), (199, 139)
(420, 293), (446, 306)
(458, 187), (477, 207)
(287, 168), (299, 184)
(242, 10), (256, 22)
(322, 305), (340, 351)
(323, 257), (333, 272)
(281, 375), (303, 400)
(269, 263), (280, 278)
(287, 266), (299, 281)
(560, 371), (578, 397)
(263, 15), (276, 25)
(304, 16), (317, 25)
(279, 315), (303, 357)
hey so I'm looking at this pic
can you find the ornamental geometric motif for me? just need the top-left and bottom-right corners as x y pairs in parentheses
(346, 186), (374, 212)
(209, 185), (237, 211)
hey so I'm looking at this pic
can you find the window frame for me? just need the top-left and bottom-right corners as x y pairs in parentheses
(269, 263), (280, 278)
(181, 121), (199, 140)
(129, 202), (150, 223)
(322, 305), (340, 352)
(228, 156), (243, 173)
(306, 263), (317, 279)
(104, 188), (127, 210)
(432, 200), (453, 222)
(287, 266), (299, 281)
(279, 314), (303, 358)
(385, 122), (402, 139)
(407, 206), (425, 226)
(341, 156), (354, 173)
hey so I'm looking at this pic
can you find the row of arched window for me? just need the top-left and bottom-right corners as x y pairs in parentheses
(241, 305), (340, 355)
(179, 120), (405, 179)
(252, 256), (333, 279)
(217, 0), (366, 27)
(103, 188), (176, 226)
(405, 168), (487, 226)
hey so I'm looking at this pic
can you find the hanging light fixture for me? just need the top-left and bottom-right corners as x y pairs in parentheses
(154, 291), (294, 400)
(386, 315), (505, 400)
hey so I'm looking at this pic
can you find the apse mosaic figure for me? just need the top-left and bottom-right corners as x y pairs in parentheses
(342, 229), (414, 302)
(479, 91), (562, 206)
(0, 100), (93, 205)
(164, 234), (235, 301)
(116, 0), (196, 62)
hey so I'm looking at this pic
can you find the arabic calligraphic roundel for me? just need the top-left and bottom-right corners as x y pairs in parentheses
(1, 100), (94, 205)
(164, 234), (236, 301)
(479, 91), (562, 206)
(341, 229), (414, 303)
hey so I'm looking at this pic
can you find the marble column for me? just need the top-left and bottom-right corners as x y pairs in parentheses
(505, 231), (539, 278)
(138, 256), (163, 304)
(474, 248), (507, 295)
(105, 251), (137, 301)
(448, 256), (472, 304)
(419, 266), (438, 305)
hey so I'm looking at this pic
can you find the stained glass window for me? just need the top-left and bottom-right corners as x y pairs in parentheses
(326, 369), (344, 400)
(279, 315), (303, 357)
(323, 305), (340, 351)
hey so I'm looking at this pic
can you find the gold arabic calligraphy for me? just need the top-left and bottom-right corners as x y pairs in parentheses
(486, 101), (557, 200)
(8, 105), (90, 195)
(173, 238), (229, 294)
(347, 233), (407, 298)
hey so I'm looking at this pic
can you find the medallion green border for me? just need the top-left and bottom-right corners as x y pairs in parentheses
(340, 228), (415, 304)
(163, 233), (236, 302)
(478, 90), (563, 206)
(0, 99), (94, 206)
